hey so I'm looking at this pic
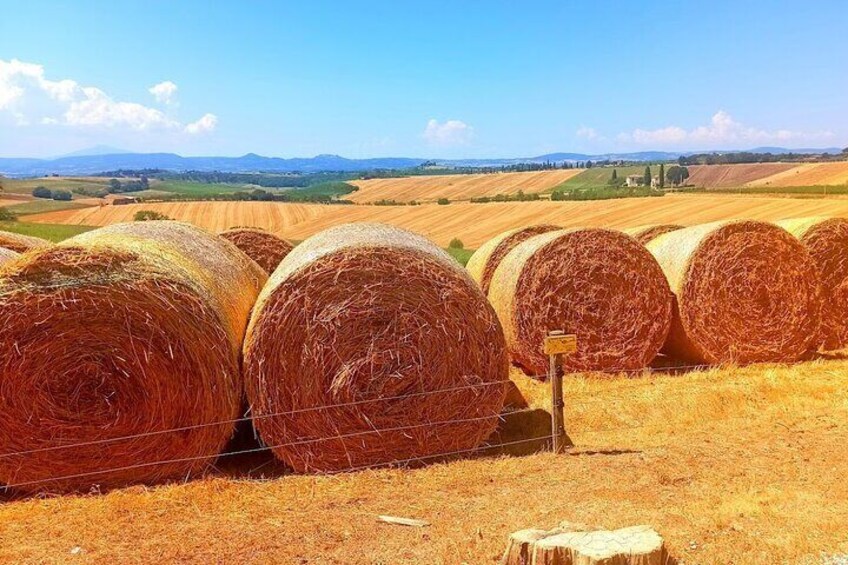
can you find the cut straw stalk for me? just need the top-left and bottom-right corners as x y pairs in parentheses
(647, 220), (820, 364)
(243, 223), (508, 473)
(466, 225), (560, 295)
(488, 228), (673, 375)
(777, 217), (848, 351)
(0, 221), (267, 493)
(219, 226), (294, 275)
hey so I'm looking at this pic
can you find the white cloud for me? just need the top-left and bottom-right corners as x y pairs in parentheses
(0, 58), (214, 134)
(576, 126), (601, 140)
(618, 111), (834, 147)
(148, 81), (178, 104)
(185, 113), (218, 134)
(422, 119), (473, 145)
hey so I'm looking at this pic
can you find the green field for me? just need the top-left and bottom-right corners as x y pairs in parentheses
(150, 180), (253, 197)
(3, 199), (92, 216)
(552, 166), (647, 192)
(0, 221), (95, 242)
(284, 181), (358, 199)
(0, 176), (115, 195)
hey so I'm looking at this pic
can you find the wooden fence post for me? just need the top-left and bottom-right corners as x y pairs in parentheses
(544, 330), (577, 453)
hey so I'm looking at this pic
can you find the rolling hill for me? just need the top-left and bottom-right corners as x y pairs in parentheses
(27, 193), (848, 248)
(348, 169), (582, 203)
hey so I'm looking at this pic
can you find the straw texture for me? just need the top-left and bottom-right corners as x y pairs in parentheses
(488, 228), (673, 375)
(0, 230), (51, 253)
(0, 221), (267, 493)
(243, 223), (508, 473)
(777, 217), (848, 350)
(647, 220), (820, 364)
(623, 224), (684, 246)
(0, 247), (18, 265)
(219, 227), (294, 274)
(466, 225), (560, 295)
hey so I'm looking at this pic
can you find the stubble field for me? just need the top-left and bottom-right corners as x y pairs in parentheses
(25, 192), (848, 247)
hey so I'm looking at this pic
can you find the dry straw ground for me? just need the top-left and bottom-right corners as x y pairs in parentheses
(28, 193), (848, 248)
(1, 361), (846, 563)
(747, 161), (848, 187)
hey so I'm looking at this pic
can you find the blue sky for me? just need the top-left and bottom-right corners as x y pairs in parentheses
(1, 0), (846, 158)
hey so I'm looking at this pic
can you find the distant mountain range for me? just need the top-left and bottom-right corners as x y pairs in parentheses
(0, 147), (842, 177)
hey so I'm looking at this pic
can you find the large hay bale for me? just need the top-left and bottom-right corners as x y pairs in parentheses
(489, 229), (673, 375)
(243, 223), (508, 473)
(623, 224), (684, 246)
(219, 226), (294, 274)
(466, 225), (560, 295)
(0, 230), (51, 253)
(0, 221), (267, 492)
(647, 220), (820, 364)
(777, 217), (848, 350)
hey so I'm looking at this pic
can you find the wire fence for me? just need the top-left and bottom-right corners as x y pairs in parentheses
(0, 351), (826, 493)
(0, 377), (546, 492)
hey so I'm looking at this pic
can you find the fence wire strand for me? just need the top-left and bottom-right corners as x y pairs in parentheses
(1, 409), (546, 491)
(0, 378), (514, 460)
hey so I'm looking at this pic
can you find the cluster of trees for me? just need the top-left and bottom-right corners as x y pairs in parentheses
(470, 190), (542, 203)
(679, 150), (848, 166)
(32, 186), (73, 201)
(605, 164), (689, 188)
(97, 169), (357, 189)
(108, 177), (149, 193)
(218, 188), (352, 204)
(551, 187), (664, 201)
(373, 199), (421, 206)
(133, 210), (172, 221)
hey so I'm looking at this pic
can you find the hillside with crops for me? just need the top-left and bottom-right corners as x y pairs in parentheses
(23, 193), (848, 247)
(348, 169), (582, 203)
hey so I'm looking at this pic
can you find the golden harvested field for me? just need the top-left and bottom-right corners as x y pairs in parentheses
(29, 201), (329, 235)
(28, 193), (848, 248)
(746, 161), (848, 187)
(348, 169), (582, 203)
(2, 360), (847, 563)
(686, 163), (798, 188)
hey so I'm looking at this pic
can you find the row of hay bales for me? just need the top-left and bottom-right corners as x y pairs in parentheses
(469, 218), (847, 375)
(0, 223), (507, 493)
(0, 216), (845, 493)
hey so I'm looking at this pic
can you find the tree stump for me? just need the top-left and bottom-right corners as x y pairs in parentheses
(501, 523), (598, 565)
(502, 524), (666, 565)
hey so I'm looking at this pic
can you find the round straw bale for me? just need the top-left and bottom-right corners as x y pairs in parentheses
(488, 229), (673, 375)
(0, 221), (267, 493)
(0, 247), (19, 265)
(0, 230), (51, 253)
(777, 217), (848, 350)
(243, 223), (508, 473)
(647, 220), (820, 364)
(623, 224), (684, 246)
(219, 226), (294, 274)
(466, 225), (560, 295)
